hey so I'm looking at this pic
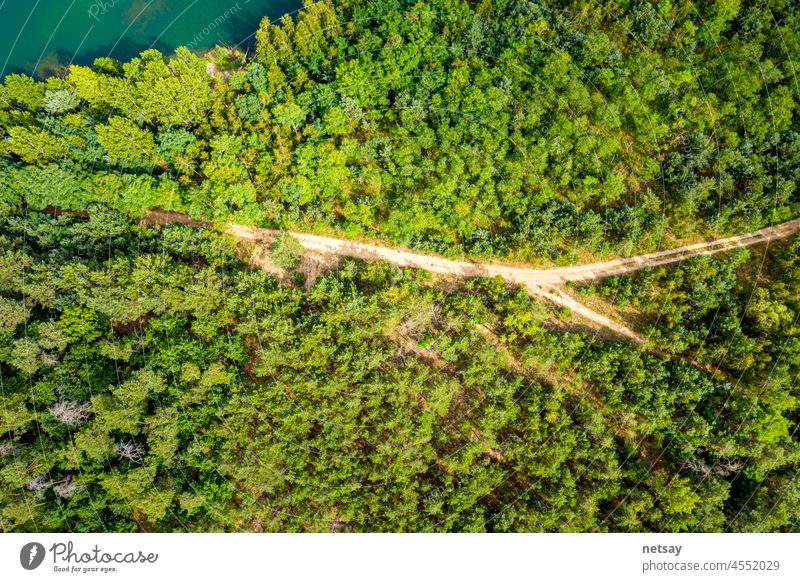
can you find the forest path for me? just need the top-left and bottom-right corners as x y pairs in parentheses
(146, 210), (800, 350)
(223, 217), (800, 288)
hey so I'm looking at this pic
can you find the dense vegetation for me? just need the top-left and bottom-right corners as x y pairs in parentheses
(0, 0), (798, 533)
(0, 209), (798, 532)
(0, 0), (798, 261)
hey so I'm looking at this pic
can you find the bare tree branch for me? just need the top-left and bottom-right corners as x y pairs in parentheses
(48, 399), (92, 427)
(53, 476), (85, 500)
(115, 440), (145, 464)
(26, 475), (52, 494)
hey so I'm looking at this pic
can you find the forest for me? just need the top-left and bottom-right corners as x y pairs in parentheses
(0, 209), (797, 532)
(0, 0), (798, 260)
(0, 0), (799, 532)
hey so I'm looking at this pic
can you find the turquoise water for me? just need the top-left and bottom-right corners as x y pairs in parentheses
(0, 0), (301, 77)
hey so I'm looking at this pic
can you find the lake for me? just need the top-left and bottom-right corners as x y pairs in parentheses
(0, 0), (302, 78)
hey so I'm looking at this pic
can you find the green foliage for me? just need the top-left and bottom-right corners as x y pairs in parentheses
(0, 0), (795, 259)
(2, 74), (45, 112)
(0, 209), (797, 533)
(7, 126), (71, 164)
(59, 306), (106, 344)
(269, 232), (303, 269)
(156, 127), (196, 161)
(0, 297), (29, 336)
(68, 48), (214, 127)
(43, 89), (81, 115)
(96, 116), (156, 167)
(0, 0), (799, 534)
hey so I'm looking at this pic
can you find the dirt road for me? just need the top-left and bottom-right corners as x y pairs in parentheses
(144, 210), (800, 349)
(226, 217), (800, 289)
(223, 217), (800, 349)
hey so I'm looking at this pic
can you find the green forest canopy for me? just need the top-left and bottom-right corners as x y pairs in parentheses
(1, 0), (799, 533)
(0, 208), (798, 532)
(0, 0), (798, 261)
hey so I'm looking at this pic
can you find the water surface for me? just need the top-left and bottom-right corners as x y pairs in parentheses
(0, 0), (301, 77)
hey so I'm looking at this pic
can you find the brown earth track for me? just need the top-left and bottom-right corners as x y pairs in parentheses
(223, 217), (800, 289)
(145, 210), (800, 352)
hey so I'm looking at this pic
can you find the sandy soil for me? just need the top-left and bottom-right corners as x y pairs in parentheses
(145, 210), (800, 351)
(225, 217), (800, 288)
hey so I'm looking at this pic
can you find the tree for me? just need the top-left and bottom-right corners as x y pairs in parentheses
(2, 74), (45, 112)
(7, 127), (70, 164)
(270, 232), (303, 269)
(43, 89), (81, 115)
(126, 48), (215, 126)
(0, 297), (29, 335)
(95, 116), (156, 166)
(48, 399), (92, 427)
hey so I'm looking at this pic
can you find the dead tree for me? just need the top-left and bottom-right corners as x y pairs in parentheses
(115, 440), (145, 464)
(26, 475), (52, 494)
(53, 476), (84, 499)
(48, 399), (92, 427)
